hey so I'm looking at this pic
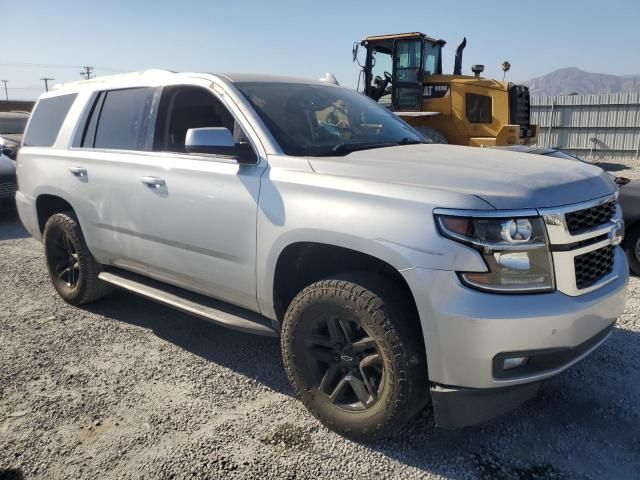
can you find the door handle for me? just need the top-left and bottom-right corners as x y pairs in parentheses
(141, 176), (166, 188)
(69, 167), (87, 177)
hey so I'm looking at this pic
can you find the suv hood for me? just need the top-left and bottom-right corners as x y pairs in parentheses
(307, 144), (616, 210)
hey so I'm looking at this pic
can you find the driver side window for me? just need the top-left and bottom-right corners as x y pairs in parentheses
(153, 85), (248, 153)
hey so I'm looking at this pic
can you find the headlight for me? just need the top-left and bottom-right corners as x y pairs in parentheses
(435, 214), (555, 293)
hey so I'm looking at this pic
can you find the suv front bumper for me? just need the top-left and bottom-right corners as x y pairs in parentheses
(402, 247), (628, 425)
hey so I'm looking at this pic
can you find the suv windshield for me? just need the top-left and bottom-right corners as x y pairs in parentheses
(0, 116), (28, 134)
(236, 82), (426, 156)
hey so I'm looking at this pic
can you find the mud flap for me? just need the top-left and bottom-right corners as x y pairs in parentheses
(430, 381), (541, 428)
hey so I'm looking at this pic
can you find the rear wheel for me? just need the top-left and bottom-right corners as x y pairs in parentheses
(43, 213), (114, 305)
(281, 273), (429, 441)
(624, 224), (640, 275)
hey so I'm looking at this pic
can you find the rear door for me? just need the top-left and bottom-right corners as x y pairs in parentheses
(392, 38), (424, 111)
(65, 86), (159, 266)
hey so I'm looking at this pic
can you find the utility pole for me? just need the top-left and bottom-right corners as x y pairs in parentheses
(1, 80), (8, 100)
(80, 66), (94, 80)
(41, 77), (54, 92)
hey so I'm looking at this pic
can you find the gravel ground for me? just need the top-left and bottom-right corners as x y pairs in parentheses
(1, 206), (639, 479)
(590, 157), (640, 181)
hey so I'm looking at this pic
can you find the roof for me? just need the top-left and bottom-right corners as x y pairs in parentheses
(47, 70), (337, 96)
(363, 32), (446, 48)
(216, 72), (336, 85)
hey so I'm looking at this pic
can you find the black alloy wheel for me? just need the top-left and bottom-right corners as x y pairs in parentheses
(305, 313), (384, 411)
(49, 231), (80, 288)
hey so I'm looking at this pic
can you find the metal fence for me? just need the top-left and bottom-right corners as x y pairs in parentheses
(530, 92), (640, 160)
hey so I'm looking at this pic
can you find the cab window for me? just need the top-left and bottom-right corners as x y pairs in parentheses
(423, 43), (441, 75)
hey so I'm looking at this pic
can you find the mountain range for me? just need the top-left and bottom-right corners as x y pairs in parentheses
(521, 67), (640, 96)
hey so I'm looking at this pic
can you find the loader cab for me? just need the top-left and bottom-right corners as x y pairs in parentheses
(360, 32), (445, 111)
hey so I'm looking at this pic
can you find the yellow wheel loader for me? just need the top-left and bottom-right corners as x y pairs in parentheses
(354, 32), (538, 147)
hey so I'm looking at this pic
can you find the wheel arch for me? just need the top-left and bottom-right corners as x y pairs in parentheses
(269, 240), (422, 334)
(35, 193), (76, 234)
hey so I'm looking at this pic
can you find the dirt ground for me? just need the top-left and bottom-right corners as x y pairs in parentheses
(1, 168), (639, 479)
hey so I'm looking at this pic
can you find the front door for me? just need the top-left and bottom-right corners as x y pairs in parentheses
(392, 38), (424, 111)
(124, 83), (265, 310)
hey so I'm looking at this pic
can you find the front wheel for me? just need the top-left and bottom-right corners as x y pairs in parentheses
(281, 273), (429, 441)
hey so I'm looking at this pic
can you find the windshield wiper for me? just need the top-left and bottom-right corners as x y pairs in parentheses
(315, 142), (399, 157)
(398, 137), (426, 145)
(313, 138), (427, 157)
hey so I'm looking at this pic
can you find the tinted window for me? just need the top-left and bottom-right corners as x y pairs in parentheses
(75, 92), (105, 148)
(94, 88), (155, 150)
(466, 93), (492, 124)
(23, 94), (77, 147)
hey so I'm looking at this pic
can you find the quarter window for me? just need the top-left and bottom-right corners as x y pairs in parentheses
(466, 93), (492, 124)
(23, 93), (77, 147)
(92, 88), (155, 150)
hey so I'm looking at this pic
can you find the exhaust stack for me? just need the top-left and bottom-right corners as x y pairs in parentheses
(453, 37), (467, 75)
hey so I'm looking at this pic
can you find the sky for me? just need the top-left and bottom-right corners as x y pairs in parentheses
(2, 0), (640, 100)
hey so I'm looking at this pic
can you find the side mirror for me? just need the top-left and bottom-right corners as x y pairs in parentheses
(352, 42), (359, 63)
(185, 127), (256, 163)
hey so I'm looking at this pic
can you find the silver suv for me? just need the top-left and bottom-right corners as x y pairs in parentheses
(15, 71), (628, 440)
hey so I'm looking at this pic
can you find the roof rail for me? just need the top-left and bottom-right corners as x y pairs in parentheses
(52, 69), (175, 90)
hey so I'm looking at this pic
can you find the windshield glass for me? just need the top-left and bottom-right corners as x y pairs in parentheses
(0, 117), (28, 134)
(236, 82), (426, 156)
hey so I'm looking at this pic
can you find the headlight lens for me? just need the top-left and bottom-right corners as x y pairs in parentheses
(436, 215), (555, 293)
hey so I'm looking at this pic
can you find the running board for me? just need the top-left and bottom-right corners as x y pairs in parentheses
(98, 270), (278, 337)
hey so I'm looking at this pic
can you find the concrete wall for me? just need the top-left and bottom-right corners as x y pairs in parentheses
(531, 92), (640, 160)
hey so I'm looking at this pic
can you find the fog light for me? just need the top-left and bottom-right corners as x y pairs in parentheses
(503, 356), (528, 370)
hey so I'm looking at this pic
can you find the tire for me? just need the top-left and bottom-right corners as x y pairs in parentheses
(43, 212), (114, 305)
(624, 224), (640, 276)
(281, 273), (430, 441)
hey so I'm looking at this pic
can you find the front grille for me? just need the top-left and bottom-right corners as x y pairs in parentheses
(574, 245), (614, 290)
(565, 201), (616, 235)
(0, 181), (17, 199)
(508, 84), (532, 136)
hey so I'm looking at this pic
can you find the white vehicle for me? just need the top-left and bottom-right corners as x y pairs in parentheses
(15, 70), (628, 440)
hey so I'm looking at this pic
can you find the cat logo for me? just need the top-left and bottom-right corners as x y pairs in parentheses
(423, 84), (450, 99)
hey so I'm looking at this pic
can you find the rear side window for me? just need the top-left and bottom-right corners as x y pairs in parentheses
(87, 88), (155, 150)
(466, 93), (492, 124)
(23, 94), (77, 147)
